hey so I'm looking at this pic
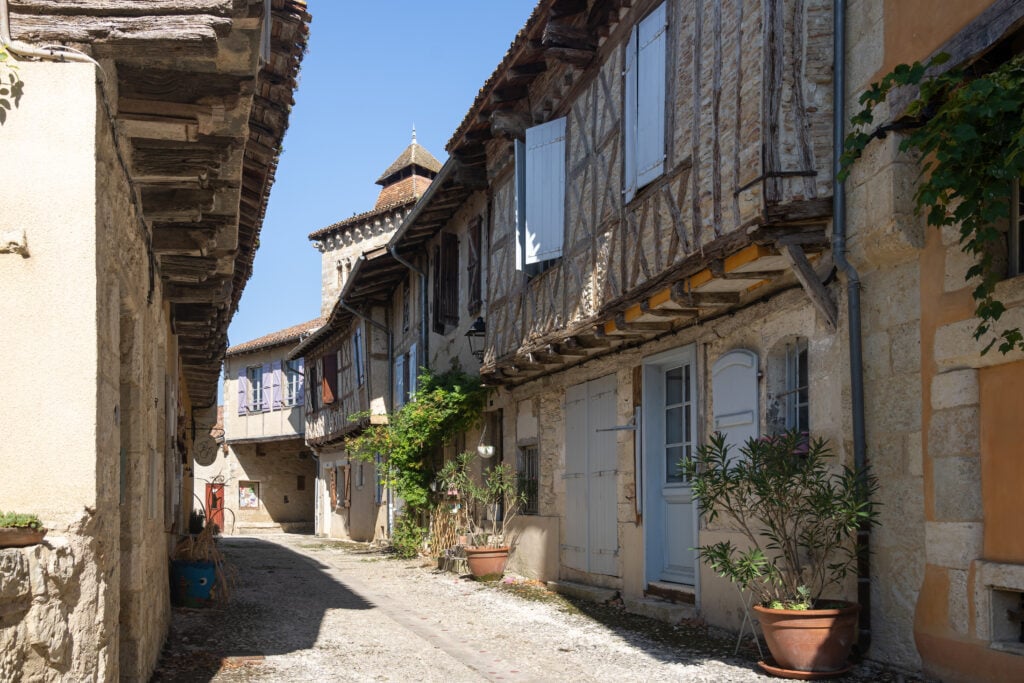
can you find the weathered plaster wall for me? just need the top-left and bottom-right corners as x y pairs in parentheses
(224, 348), (306, 441)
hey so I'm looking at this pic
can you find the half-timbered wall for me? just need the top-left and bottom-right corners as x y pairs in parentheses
(483, 0), (833, 362)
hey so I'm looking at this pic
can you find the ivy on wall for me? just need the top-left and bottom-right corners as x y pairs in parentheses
(0, 47), (23, 125)
(345, 369), (488, 512)
(841, 52), (1024, 354)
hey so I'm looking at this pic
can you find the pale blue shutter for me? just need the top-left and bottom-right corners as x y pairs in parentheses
(236, 366), (247, 415)
(408, 342), (417, 399)
(525, 117), (566, 265)
(636, 2), (667, 188)
(711, 349), (760, 458)
(587, 375), (619, 576)
(261, 363), (272, 411)
(395, 354), (405, 409)
(623, 24), (639, 203)
(564, 382), (589, 572)
(296, 358), (305, 406)
(271, 360), (283, 410)
(514, 139), (527, 272)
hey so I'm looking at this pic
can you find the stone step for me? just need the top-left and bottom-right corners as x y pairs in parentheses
(645, 580), (696, 604)
(624, 596), (697, 624)
(547, 580), (618, 604)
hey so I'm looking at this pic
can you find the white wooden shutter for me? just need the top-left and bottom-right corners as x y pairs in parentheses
(636, 2), (667, 188)
(564, 382), (589, 572)
(623, 24), (639, 204)
(525, 117), (566, 265)
(395, 354), (406, 409)
(514, 139), (527, 272)
(711, 349), (760, 458)
(408, 342), (418, 398)
(587, 375), (619, 576)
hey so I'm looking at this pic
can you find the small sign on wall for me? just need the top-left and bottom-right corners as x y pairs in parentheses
(239, 481), (260, 509)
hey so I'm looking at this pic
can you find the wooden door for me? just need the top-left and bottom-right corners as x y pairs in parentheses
(205, 483), (224, 532)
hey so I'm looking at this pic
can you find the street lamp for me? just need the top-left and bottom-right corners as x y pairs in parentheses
(465, 316), (486, 362)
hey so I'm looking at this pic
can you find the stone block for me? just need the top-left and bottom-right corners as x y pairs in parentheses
(948, 569), (970, 636)
(930, 368), (979, 411)
(927, 406), (979, 458)
(547, 580), (617, 604)
(0, 550), (30, 602)
(860, 262), (920, 331)
(889, 320), (921, 376)
(866, 373), (921, 433)
(932, 457), (982, 522)
(925, 522), (983, 569)
(906, 431), (923, 477)
(26, 602), (71, 665)
(863, 330), (891, 378)
(623, 596), (696, 624)
(944, 242), (982, 294)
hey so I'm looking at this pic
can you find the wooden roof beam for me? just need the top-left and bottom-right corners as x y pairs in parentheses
(669, 284), (741, 308)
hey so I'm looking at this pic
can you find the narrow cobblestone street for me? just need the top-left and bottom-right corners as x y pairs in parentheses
(151, 535), (925, 682)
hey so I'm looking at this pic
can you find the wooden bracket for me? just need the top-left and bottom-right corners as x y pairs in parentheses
(781, 244), (838, 332)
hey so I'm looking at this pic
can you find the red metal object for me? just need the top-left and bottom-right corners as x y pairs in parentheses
(205, 483), (225, 532)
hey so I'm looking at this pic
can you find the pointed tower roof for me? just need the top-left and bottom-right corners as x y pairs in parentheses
(372, 129), (442, 209)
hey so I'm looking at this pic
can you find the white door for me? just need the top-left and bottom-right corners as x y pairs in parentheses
(564, 374), (619, 576)
(643, 345), (698, 585)
(711, 349), (760, 457)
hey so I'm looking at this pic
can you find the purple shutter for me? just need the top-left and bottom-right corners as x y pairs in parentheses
(261, 363), (272, 411)
(271, 360), (283, 410)
(297, 358), (305, 406)
(237, 366), (247, 415)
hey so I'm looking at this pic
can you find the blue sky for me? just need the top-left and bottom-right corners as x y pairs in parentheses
(227, 1), (537, 350)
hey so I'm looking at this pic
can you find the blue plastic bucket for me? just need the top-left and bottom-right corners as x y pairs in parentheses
(170, 560), (216, 607)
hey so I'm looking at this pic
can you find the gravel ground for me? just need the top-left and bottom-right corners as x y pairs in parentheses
(152, 534), (929, 682)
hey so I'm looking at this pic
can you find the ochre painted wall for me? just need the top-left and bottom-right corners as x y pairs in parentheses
(980, 361), (1024, 563)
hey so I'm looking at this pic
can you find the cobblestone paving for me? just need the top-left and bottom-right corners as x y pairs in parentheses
(152, 534), (930, 682)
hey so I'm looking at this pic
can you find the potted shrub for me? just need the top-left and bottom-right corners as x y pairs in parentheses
(438, 451), (526, 581)
(0, 511), (47, 548)
(685, 431), (878, 677)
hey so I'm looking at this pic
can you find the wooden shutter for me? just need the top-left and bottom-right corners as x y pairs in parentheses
(271, 360), (283, 410)
(237, 366), (247, 415)
(439, 232), (459, 326)
(514, 139), (527, 271)
(524, 117), (566, 265)
(587, 375), (619, 576)
(467, 217), (482, 314)
(564, 382), (589, 572)
(353, 327), (365, 387)
(636, 2), (667, 188)
(711, 349), (760, 457)
(623, 24), (639, 203)
(322, 352), (338, 404)
(343, 464), (352, 508)
(408, 342), (418, 398)
(395, 353), (406, 409)
(432, 245), (444, 333)
(329, 467), (337, 508)
(297, 358), (305, 407)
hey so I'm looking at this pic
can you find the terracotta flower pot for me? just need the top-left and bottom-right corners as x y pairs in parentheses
(0, 527), (47, 548)
(753, 601), (859, 676)
(464, 545), (510, 581)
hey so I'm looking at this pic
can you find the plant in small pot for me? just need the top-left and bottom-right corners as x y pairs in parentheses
(0, 511), (47, 548)
(684, 430), (879, 678)
(438, 451), (526, 581)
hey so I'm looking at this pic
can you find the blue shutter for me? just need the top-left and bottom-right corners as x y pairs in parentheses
(408, 342), (418, 399)
(296, 358), (305, 406)
(636, 2), (667, 188)
(623, 24), (639, 203)
(395, 354), (405, 409)
(514, 138), (527, 272)
(711, 349), (760, 458)
(525, 117), (566, 265)
(237, 366), (247, 415)
(271, 360), (283, 410)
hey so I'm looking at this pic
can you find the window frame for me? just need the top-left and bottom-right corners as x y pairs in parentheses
(516, 117), (567, 274)
(518, 444), (540, 515)
(246, 365), (264, 413)
(623, 1), (668, 204)
(783, 339), (810, 434)
(284, 359), (302, 406)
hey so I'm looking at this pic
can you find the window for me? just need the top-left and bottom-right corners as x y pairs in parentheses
(296, 475), (306, 491)
(516, 117), (566, 272)
(623, 1), (667, 203)
(468, 217), (483, 315)
(1009, 181), (1023, 277)
(284, 359), (303, 406)
(664, 364), (694, 483)
(307, 359), (321, 413)
(518, 445), (539, 514)
(322, 352), (338, 405)
(395, 350), (411, 408)
(246, 366), (264, 412)
(353, 326), (366, 387)
(239, 481), (260, 509)
(784, 340), (809, 433)
(433, 233), (459, 333)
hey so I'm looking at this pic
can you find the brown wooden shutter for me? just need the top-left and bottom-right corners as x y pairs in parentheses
(440, 232), (459, 326)
(322, 352), (338, 404)
(432, 244), (444, 334)
(468, 217), (482, 315)
(329, 468), (337, 508)
(343, 464), (352, 509)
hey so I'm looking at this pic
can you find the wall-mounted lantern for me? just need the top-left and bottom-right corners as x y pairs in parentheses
(465, 316), (486, 362)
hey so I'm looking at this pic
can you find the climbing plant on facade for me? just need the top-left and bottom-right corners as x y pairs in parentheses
(841, 52), (1024, 354)
(0, 46), (24, 125)
(345, 368), (488, 512)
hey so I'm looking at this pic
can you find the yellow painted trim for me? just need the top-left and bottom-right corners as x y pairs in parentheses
(624, 304), (643, 323)
(603, 320), (617, 335)
(689, 269), (713, 289)
(649, 288), (672, 308)
(746, 280), (768, 293)
(724, 243), (773, 273)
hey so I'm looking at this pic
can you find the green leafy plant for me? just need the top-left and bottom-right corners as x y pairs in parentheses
(0, 511), (44, 530)
(437, 451), (527, 548)
(345, 368), (488, 513)
(684, 431), (878, 608)
(841, 52), (1024, 354)
(0, 46), (24, 125)
(389, 513), (426, 559)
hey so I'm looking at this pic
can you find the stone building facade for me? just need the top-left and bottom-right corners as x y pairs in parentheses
(0, 1), (308, 680)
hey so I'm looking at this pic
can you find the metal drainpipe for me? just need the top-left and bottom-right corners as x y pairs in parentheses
(390, 244), (428, 374)
(833, 0), (871, 655)
(337, 297), (394, 537)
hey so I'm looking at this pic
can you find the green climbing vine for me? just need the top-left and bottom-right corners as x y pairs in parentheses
(841, 52), (1024, 354)
(344, 368), (488, 512)
(0, 46), (24, 125)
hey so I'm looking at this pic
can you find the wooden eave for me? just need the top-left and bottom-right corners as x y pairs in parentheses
(9, 0), (311, 408)
(389, 158), (482, 259)
(481, 223), (835, 388)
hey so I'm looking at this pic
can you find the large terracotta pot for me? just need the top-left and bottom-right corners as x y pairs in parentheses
(0, 527), (47, 548)
(754, 601), (859, 676)
(464, 546), (510, 581)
